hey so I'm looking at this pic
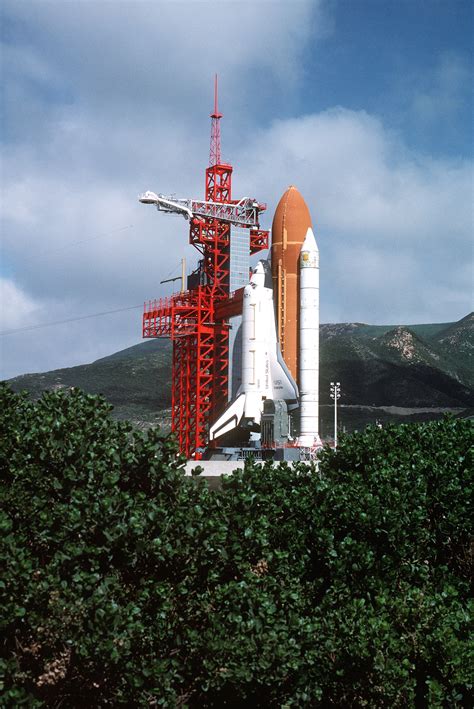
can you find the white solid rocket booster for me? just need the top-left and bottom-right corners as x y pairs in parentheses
(297, 227), (321, 448)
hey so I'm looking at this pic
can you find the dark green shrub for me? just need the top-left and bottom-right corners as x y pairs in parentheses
(1, 384), (472, 706)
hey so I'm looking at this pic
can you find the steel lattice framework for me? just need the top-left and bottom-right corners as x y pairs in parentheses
(142, 79), (268, 457)
(144, 195), (264, 228)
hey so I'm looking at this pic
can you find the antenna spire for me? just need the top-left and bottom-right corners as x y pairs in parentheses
(209, 74), (222, 166)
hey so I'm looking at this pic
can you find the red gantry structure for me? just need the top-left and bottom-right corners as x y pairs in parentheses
(141, 77), (268, 458)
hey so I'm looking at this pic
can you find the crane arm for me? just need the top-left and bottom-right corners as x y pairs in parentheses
(139, 192), (193, 219)
(139, 191), (266, 228)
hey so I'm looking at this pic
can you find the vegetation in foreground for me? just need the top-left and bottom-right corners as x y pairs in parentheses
(1, 385), (472, 706)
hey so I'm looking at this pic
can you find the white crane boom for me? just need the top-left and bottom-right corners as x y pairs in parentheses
(139, 191), (265, 228)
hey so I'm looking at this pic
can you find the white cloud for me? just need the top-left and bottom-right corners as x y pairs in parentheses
(0, 278), (42, 331)
(3, 0), (323, 113)
(1, 1), (472, 378)
(2, 104), (472, 376)
(238, 108), (473, 323)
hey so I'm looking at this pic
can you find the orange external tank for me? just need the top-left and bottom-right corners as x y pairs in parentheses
(271, 185), (313, 382)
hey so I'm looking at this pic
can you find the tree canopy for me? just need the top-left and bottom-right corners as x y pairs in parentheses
(1, 384), (472, 706)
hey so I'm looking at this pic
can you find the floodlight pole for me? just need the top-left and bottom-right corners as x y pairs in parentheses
(330, 381), (341, 448)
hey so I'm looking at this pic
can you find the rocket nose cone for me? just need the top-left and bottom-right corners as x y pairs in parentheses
(300, 227), (318, 253)
(271, 185), (313, 249)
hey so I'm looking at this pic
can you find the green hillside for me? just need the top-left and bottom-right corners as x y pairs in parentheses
(319, 316), (474, 408)
(7, 313), (473, 432)
(429, 312), (473, 386)
(8, 339), (173, 426)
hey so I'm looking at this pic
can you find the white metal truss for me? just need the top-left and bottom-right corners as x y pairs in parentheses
(139, 191), (264, 228)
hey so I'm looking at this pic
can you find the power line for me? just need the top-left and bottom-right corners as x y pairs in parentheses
(46, 224), (134, 255)
(10, 225), (135, 268)
(47, 224), (134, 255)
(0, 305), (143, 336)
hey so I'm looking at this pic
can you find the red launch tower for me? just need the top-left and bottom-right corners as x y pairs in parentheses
(142, 79), (268, 457)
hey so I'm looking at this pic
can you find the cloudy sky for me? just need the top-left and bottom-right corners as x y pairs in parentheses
(1, 0), (473, 379)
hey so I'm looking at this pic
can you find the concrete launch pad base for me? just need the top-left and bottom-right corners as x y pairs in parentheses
(183, 460), (245, 489)
(184, 460), (245, 477)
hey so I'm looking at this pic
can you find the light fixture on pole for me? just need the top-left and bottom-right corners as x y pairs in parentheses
(330, 381), (341, 448)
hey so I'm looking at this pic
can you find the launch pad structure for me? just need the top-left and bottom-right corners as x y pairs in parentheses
(141, 79), (322, 462)
(142, 78), (269, 458)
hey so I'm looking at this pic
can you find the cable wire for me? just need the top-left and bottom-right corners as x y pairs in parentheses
(11, 225), (135, 267)
(0, 305), (143, 336)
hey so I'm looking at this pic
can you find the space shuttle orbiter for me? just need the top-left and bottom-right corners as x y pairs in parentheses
(209, 260), (299, 441)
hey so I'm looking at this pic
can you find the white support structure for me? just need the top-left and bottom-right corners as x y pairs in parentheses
(139, 191), (264, 228)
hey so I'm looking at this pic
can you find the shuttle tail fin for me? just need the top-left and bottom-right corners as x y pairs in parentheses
(268, 346), (299, 410)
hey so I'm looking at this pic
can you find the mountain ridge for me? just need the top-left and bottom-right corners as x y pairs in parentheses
(6, 313), (473, 431)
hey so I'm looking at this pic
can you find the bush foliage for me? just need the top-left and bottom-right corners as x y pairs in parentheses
(1, 384), (472, 706)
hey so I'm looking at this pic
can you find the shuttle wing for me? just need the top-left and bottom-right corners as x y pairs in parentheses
(209, 394), (246, 441)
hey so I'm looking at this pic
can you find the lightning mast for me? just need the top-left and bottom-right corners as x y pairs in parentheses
(209, 74), (222, 167)
(141, 78), (268, 458)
